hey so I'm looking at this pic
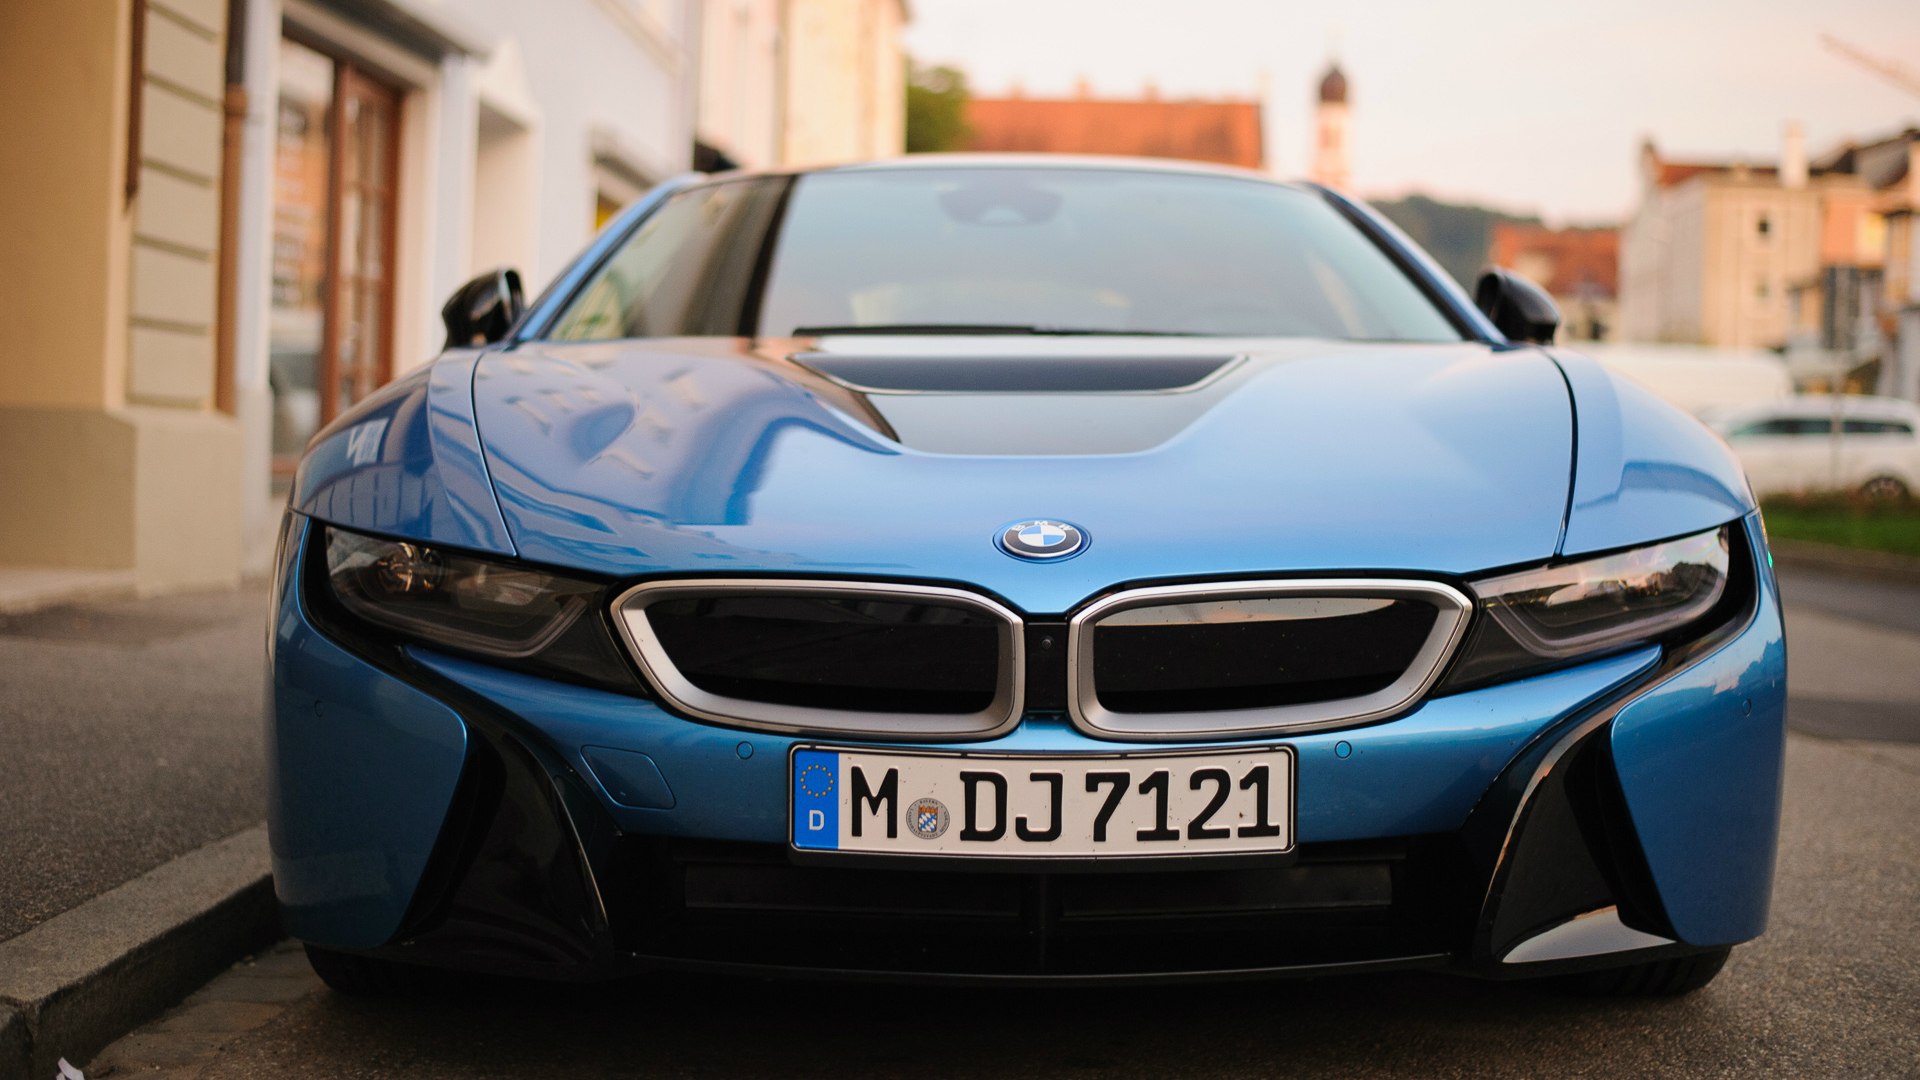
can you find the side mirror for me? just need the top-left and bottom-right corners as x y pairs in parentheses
(441, 268), (525, 349)
(1473, 267), (1560, 345)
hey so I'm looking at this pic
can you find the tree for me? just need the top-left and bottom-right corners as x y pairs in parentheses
(1370, 194), (1541, 289)
(906, 61), (971, 154)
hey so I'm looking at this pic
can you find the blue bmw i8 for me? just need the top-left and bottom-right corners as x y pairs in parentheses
(270, 156), (1785, 996)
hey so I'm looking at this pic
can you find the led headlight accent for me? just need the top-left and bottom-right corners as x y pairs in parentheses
(326, 529), (595, 657)
(1443, 527), (1733, 690)
(316, 527), (644, 695)
(1477, 528), (1730, 659)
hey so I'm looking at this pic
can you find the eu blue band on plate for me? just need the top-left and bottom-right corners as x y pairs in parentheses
(791, 749), (840, 849)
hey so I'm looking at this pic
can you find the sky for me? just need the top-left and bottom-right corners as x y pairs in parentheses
(901, 0), (1920, 225)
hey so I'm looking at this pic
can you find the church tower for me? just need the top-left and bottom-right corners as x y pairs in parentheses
(1310, 63), (1350, 190)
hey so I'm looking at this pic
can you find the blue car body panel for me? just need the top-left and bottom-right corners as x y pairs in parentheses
(471, 338), (1575, 608)
(292, 352), (516, 556)
(1610, 513), (1787, 944)
(267, 517), (470, 947)
(1549, 348), (1755, 557)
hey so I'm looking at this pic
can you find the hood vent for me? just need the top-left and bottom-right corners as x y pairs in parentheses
(794, 353), (1237, 393)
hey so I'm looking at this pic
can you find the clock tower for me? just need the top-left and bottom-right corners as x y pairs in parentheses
(1310, 63), (1350, 190)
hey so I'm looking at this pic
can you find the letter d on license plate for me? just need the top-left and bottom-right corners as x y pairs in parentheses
(790, 746), (1294, 858)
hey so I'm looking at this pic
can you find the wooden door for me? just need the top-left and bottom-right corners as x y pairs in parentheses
(321, 65), (401, 429)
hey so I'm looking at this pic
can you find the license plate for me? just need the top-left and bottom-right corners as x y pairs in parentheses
(790, 746), (1294, 857)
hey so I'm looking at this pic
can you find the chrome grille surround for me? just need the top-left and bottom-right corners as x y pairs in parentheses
(612, 578), (1026, 740)
(1067, 579), (1474, 741)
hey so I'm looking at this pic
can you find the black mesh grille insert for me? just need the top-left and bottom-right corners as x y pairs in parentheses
(644, 594), (1002, 714)
(1092, 596), (1439, 713)
(605, 838), (1469, 977)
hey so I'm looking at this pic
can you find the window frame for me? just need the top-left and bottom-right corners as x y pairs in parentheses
(269, 30), (404, 474)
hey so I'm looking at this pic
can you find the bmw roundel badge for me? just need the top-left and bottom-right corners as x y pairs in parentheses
(997, 519), (1087, 561)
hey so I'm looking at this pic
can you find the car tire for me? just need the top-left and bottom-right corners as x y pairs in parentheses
(303, 944), (435, 996)
(1555, 947), (1732, 997)
(1860, 476), (1910, 501)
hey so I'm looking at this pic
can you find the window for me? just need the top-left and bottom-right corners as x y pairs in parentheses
(1756, 213), (1771, 238)
(756, 170), (1461, 341)
(549, 178), (786, 340)
(1842, 419), (1915, 435)
(1728, 417), (1833, 438)
(545, 168), (1465, 343)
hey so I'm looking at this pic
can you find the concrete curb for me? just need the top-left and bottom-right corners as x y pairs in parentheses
(1771, 538), (1920, 587)
(0, 825), (279, 1079)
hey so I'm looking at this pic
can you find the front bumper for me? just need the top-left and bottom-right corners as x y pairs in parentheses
(265, 514), (1786, 983)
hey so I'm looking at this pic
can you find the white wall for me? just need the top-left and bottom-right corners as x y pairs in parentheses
(457, 0), (699, 291)
(698, 0), (781, 168)
(471, 93), (540, 278)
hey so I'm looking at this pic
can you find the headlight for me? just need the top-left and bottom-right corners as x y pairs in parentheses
(1442, 527), (1733, 690)
(317, 526), (643, 694)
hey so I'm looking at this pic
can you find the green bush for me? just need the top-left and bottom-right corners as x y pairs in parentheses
(1760, 492), (1920, 558)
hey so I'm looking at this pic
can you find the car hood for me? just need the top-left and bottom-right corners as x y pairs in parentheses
(472, 336), (1573, 613)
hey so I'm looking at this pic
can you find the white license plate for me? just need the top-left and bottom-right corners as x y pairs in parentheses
(790, 746), (1294, 857)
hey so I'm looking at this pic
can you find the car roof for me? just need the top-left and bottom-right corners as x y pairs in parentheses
(1709, 395), (1920, 422)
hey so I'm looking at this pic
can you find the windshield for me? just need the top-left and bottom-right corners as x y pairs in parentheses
(546, 167), (1464, 342)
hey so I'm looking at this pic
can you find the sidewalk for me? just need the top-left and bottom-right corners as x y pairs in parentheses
(0, 568), (138, 617)
(0, 584), (276, 1074)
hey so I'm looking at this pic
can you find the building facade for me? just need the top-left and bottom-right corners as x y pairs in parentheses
(0, 0), (245, 593)
(696, 0), (783, 170)
(1, 0), (710, 596)
(696, 0), (909, 172)
(1800, 129), (1920, 397)
(1621, 124), (1920, 401)
(1886, 188), (1920, 401)
(1618, 126), (1875, 353)
(779, 0), (906, 166)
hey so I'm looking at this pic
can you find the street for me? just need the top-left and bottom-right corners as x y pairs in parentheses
(0, 588), (266, 942)
(47, 564), (1915, 1078)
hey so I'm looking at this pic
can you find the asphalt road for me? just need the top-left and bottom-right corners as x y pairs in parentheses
(0, 586), (268, 942)
(78, 564), (1920, 1078)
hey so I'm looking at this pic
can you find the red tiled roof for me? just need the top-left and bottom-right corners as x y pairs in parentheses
(1488, 223), (1619, 299)
(962, 96), (1264, 170)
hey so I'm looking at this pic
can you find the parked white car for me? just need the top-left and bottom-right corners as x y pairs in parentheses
(1702, 396), (1920, 499)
